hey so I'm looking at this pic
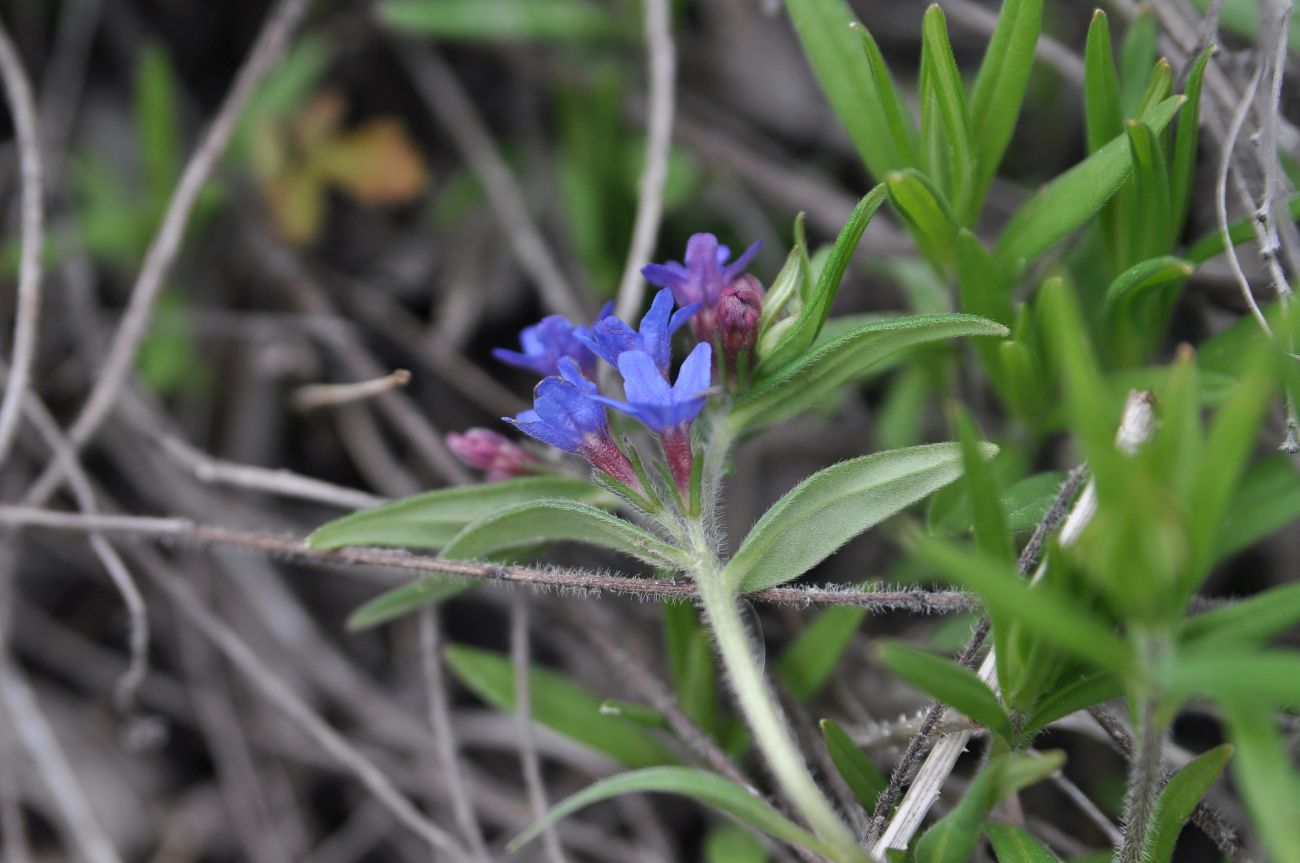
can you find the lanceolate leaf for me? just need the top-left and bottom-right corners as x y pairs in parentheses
(783, 0), (907, 180)
(378, 0), (623, 43)
(915, 752), (1066, 863)
(920, 5), (975, 220)
(910, 532), (1133, 674)
(994, 95), (1183, 269)
(820, 718), (887, 810)
(985, 823), (1061, 862)
(756, 186), (888, 377)
(507, 767), (835, 858)
(1222, 701), (1300, 863)
(854, 24), (920, 170)
(1170, 47), (1212, 242)
(1022, 670), (1123, 734)
(1181, 581), (1300, 649)
(346, 576), (477, 630)
(730, 315), (1009, 432)
(726, 442), (997, 592)
(1147, 744), (1233, 863)
(1104, 256), (1196, 312)
(776, 606), (867, 701)
(441, 499), (688, 569)
(446, 645), (678, 769)
(878, 642), (1012, 740)
(967, 0), (1044, 213)
(307, 476), (610, 550)
(1124, 119), (1173, 262)
(886, 170), (962, 269)
(1083, 10), (1122, 155)
(1212, 454), (1300, 561)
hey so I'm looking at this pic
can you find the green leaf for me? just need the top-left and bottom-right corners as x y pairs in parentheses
(1021, 670), (1123, 734)
(664, 601), (721, 734)
(820, 718), (887, 810)
(1165, 649), (1300, 710)
(507, 767), (834, 857)
(777, 606), (867, 702)
(1185, 348), (1277, 587)
(986, 823), (1061, 862)
(727, 442), (996, 592)
(1182, 581), (1300, 649)
(1124, 119), (1173, 262)
(878, 642), (1012, 740)
(1187, 193), (1300, 264)
(967, 0), (1043, 212)
(378, 0), (623, 43)
(920, 5), (975, 220)
(936, 471), (1069, 536)
(909, 533), (1133, 675)
(1213, 454), (1300, 561)
(1084, 10), (1122, 155)
(135, 45), (180, 208)
(732, 314), (1008, 433)
(756, 186), (888, 377)
(887, 170), (963, 269)
(1222, 701), (1300, 863)
(704, 825), (769, 863)
(346, 576), (477, 630)
(853, 24), (919, 171)
(956, 230), (1014, 326)
(441, 499), (687, 568)
(306, 476), (611, 550)
(995, 95), (1183, 269)
(1104, 256), (1196, 312)
(783, 0), (910, 180)
(1146, 744), (1232, 863)
(1170, 47), (1212, 243)
(1118, 8), (1157, 117)
(915, 752), (1066, 863)
(953, 407), (1013, 562)
(446, 645), (678, 769)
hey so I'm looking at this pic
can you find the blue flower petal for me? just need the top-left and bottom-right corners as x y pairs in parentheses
(672, 342), (713, 400)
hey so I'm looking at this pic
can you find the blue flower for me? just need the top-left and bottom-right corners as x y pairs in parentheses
(493, 315), (597, 378)
(641, 233), (761, 309)
(595, 342), (714, 433)
(503, 359), (639, 486)
(576, 289), (698, 376)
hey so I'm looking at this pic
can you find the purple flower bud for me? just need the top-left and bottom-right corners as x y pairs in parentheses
(503, 359), (639, 488)
(718, 275), (764, 378)
(446, 428), (537, 482)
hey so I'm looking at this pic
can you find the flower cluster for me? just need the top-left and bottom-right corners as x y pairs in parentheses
(448, 234), (763, 503)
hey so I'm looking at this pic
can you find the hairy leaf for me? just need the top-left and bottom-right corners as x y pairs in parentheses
(507, 767), (834, 857)
(441, 499), (687, 568)
(878, 642), (1012, 739)
(727, 443), (996, 592)
(307, 476), (610, 550)
(1147, 744), (1232, 863)
(730, 315), (1008, 432)
(447, 645), (678, 769)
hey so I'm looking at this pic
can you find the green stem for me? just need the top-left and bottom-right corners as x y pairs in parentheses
(1117, 629), (1167, 863)
(688, 523), (865, 862)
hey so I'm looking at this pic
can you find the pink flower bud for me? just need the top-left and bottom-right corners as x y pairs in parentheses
(446, 428), (537, 482)
(717, 274), (763, 380)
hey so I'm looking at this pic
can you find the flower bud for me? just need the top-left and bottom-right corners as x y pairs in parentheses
(717, 275), (763, 381)
(446, 428), (537, 481)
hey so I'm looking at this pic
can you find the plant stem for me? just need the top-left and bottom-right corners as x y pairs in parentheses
(1117, 630), (1167, 863)
(688, 522), (866, 862)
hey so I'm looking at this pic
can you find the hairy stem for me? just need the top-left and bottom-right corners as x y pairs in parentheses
(1117, 632), (1167, 863)
(689, 523), (865, 862)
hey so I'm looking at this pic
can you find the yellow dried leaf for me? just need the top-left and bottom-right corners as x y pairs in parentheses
(317, 119), (428, 205)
